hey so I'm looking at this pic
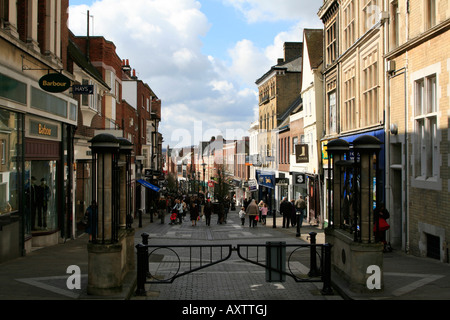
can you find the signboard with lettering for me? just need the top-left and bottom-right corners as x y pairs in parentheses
(73, 85), (94, 95)
(295, 144), (309, 163)
(39, 73), (71, 93)
(29, 120), (58, 139)
(276, 178), (289, 185)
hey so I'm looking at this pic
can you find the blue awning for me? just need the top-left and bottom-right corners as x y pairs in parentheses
(137, 179), (160, 192)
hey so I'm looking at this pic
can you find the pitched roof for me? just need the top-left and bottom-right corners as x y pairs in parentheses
(303, 29), (324, 69)
(68, 38), (110, 89)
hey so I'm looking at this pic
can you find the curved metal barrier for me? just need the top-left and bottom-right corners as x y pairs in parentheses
(135, 232), (332, 296)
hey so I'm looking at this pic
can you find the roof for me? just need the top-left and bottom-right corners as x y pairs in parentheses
(303, 29), (324, 69)
(255, 54), (302, 85)
(68, 38), (110, 89)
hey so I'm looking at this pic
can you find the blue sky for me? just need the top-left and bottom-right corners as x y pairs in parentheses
(68, 0), (323, 148)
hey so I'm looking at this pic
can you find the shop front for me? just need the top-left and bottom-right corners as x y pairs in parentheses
(24, 115), (75, 248)
(0, 68), (76, 261)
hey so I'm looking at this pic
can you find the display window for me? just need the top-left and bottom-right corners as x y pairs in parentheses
(0, 110), (21, 217)
(25, 160), (58, 233)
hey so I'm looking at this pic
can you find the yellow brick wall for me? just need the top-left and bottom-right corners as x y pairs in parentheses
(390, 28), (450, 258)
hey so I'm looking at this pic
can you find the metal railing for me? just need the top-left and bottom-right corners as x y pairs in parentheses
(135, 232), (333, 296)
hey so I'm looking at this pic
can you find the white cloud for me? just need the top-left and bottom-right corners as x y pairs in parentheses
(223, 0), (322, 24)
(69, 0), (321, 148)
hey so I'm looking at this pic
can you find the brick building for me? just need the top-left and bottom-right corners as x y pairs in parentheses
(385, 0), (449, 261)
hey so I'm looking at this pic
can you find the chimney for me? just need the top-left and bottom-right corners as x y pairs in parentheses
(284, 42), (302, 63)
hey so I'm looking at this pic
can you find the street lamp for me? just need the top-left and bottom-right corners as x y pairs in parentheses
(201, 160), (207, 194)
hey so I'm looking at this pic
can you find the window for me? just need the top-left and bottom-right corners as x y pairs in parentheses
(0, 111), (22, 220)
(326, 21), (337, 65)
(328, 91), (337, 133)
(292, 137), (298, 154)
(361, 50), (379, 127)
(343, 0), (355, 50)
(362, 0), (379, 32)
(391, 1), (400, 48)
(426, 0), (437, 29)
(343, 65), (356, 131)
(414, 74), (438, 180)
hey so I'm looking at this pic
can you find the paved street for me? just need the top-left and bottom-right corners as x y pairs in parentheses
(132, 211), (342, 301)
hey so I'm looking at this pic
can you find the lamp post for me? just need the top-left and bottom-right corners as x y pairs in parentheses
(201, 160), (206, 194)
(197, 171), (201, 196)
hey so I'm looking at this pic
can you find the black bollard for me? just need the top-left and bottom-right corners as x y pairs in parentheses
(135, 243), (147, 296)
(308, 232), (320, 277)
(296, 213), (301, 237)
(141, 233), (150, 277)
(321, 243), (334, 295)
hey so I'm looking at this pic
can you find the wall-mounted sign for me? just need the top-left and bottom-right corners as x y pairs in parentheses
(295, 144), (309, 163)
(29, 120), (59, 139)
(73, 84), (94, 95)
(39, 73), (71, 93)
(276, 178), (289, 185)
(293, 173), (306, 185)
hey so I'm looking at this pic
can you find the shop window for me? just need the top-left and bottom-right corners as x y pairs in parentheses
(25, 160), (58, 233)
(0, 73), (27, 105)
(0, 110), (21, 217)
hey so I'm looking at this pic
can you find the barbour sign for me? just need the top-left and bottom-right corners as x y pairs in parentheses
(39, 73), (71, 93)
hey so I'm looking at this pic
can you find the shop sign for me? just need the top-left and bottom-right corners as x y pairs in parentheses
(248, 179), (258, 191)
(294, 173), (306, 185)
(73, 84), (94, 95)
(39, 73), (71, 93)
(276, 178), (289, 186)
(295, 144), (309, 163)
(30, 120), (58, 138)
(257, 172), (275, 189)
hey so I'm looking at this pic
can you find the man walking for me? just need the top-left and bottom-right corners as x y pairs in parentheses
(280, 197), (293, 228)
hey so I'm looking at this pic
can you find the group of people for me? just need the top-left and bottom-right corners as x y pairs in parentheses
(157, 194), (233, 227)
(280, 195), (307, 229)
(238, 199), (268, 227)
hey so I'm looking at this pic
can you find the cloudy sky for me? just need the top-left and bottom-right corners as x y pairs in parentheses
(68, 0), (323, 149)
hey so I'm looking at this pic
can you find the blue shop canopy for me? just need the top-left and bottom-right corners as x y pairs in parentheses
(137, 179), (160, 192)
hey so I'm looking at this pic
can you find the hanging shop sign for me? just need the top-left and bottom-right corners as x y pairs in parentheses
(295, 144), (309, 163)
(257, 172), (275, 189)
(39, 73), (71, 93)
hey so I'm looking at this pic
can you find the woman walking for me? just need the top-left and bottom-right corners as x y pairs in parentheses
(246, 199), (258, 228)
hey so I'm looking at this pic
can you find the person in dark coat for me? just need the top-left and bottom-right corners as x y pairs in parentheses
(280, 197), (293, 228)
(204, 200), (212, 226)
(190, 201), (200, 226)
(85, 200), (98, 242)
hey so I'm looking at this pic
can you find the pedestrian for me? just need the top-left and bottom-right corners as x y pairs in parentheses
(173, 199), (183, 224)
(260, 203), (268, 225)
(290, 199), (297, 227)
(181, 198), (188, 222)
(294, 195), (307, 228)
(374, 203), (391, 252)
(157, 196), (167, 224)
(238, 206), (246, 225)
(280, 197), (293, 228)
(85, 200), (97, 242)
(246, 199), (258, 227)
(190, 201), (199, 226)
(204, 200), (212, 226)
